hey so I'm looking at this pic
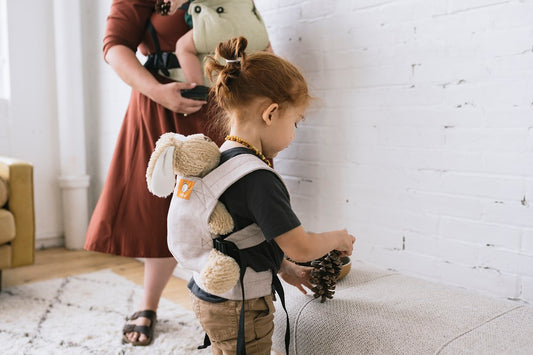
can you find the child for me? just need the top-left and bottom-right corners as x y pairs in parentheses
(188, 36), (356, 354)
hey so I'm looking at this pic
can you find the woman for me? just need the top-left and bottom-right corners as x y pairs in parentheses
(84, 0), (222, 346)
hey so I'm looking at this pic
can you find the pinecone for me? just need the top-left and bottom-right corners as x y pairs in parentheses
(309, 250), (343, 303)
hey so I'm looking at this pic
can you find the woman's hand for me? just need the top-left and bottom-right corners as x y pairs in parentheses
(151, 81), (207, 114)
(278, 259), (313, 294)
(105, 45), (206, 115)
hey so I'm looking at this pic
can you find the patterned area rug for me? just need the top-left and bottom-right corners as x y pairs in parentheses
(0, 269), (210, 354)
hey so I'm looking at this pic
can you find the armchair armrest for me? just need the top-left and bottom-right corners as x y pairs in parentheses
(0, 156), (35, 267)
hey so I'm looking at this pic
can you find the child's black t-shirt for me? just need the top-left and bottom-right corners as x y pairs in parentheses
(188, 147), (301, 302)
(219, 147), (301, 242)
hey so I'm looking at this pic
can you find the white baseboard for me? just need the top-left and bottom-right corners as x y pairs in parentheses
(35, 235), (65, 250)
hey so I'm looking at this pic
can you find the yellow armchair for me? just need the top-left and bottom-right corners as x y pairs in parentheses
(0, 156), (35, 290)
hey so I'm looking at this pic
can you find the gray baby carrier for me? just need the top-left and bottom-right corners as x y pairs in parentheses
(167, 153), (290, 355)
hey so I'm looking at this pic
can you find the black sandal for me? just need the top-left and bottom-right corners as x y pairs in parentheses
(122, 310), (157, 346)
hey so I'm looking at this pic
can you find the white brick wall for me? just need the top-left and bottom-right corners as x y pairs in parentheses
(255, 0), (533, 303)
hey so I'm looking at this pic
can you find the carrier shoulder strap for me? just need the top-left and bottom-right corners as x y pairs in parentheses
(145, 20), (180, 74)
(146, 20), (162, 57)
(201, 153), (290, 355)
(203, 153), (281, 200)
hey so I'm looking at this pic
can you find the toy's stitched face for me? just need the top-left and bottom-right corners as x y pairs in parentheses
(191, 0), (258, 18)
(190, 0), (269, 54)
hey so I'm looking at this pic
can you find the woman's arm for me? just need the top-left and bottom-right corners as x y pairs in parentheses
(105, 44), (206, 114)
(275, 226), (355, 263)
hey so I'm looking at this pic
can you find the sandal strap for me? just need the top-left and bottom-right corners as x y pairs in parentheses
(128, 310), (157, 322)
(123, 322), (155, 337)
(122, 323), (137, 333)
(130, 325), (153, 338)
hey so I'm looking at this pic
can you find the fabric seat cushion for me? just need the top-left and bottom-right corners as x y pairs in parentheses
(0, 209), (15, 244)
(0, 178), (7, 207)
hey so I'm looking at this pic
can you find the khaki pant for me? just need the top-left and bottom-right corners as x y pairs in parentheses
(191, 292), (275, 355)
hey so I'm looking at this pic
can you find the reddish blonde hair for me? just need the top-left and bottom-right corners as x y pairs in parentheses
(205, 37), (310, 117)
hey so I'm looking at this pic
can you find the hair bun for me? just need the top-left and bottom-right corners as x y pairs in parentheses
(216, 37), (248, 63)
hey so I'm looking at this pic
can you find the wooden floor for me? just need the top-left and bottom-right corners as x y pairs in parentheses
(3, 247), (283, 355)
(2, 248), (192, 310)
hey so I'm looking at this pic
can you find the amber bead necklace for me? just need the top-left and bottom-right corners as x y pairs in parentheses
(225, 135), (272, 167)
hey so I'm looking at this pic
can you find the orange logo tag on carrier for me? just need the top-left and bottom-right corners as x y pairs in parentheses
(176, 179), (195, 200)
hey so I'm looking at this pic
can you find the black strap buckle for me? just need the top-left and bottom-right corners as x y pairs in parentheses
(210, 238), (290, 355)
(213, 238), (241, 264)
(144, 52), (180, 74)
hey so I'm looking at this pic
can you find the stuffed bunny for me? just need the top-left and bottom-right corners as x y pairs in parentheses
(146, 132), (240, 294)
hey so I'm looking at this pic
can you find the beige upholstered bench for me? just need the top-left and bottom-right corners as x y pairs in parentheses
(272, 261), (533, 354)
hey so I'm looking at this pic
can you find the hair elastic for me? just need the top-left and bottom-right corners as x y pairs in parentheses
(225, 58), (241, 64)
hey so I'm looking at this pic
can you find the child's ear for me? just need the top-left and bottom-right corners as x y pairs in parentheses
(261, 103), (279, 126)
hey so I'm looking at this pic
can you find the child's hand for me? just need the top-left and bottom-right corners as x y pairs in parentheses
(337, 229), (356, 257)
(278, 259), (313, 294)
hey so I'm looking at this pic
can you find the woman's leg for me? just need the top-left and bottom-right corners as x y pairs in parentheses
(124, 257), (177, 344)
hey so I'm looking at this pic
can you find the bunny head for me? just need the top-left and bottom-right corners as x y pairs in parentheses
(146, 133), (220, 198)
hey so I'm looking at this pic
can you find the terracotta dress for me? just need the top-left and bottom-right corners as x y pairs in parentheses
(84, 0), (222, 258)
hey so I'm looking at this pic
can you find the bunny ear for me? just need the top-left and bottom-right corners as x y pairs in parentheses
(146, 133), (183, 197)
(147, 145), (176, 197)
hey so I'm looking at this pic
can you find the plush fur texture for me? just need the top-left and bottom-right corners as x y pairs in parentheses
(207, 202), (235, 235)
(146, 133), (221, 194)
(173, 138), (220, 177)
(146, 133), (234, 234)
(200, 249), (241, 294)
(146, 133), (238, 293)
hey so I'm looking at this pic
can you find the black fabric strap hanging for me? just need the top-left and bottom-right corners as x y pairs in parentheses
(144, 20), (179, 75)
(214, 238), (248, 355)
(229, 242), (290, 355)
(197, 333), (211, 349)
(236, 267), (247, 355)
(205, 238), (291, 355)
(233, 273), (290, 355)
(145, 20), (168, 76)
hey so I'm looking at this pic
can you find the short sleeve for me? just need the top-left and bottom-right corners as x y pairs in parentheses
(102, 0), (156, 58)
(242, 170), (301, 241)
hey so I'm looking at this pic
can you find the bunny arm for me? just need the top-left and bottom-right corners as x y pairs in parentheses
(208, 201), (235, 235)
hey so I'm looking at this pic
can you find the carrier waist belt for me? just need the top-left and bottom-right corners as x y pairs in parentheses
(144, 52), (180, 72)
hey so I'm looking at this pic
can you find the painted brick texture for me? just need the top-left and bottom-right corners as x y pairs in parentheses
(255, 0), (533, 303)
